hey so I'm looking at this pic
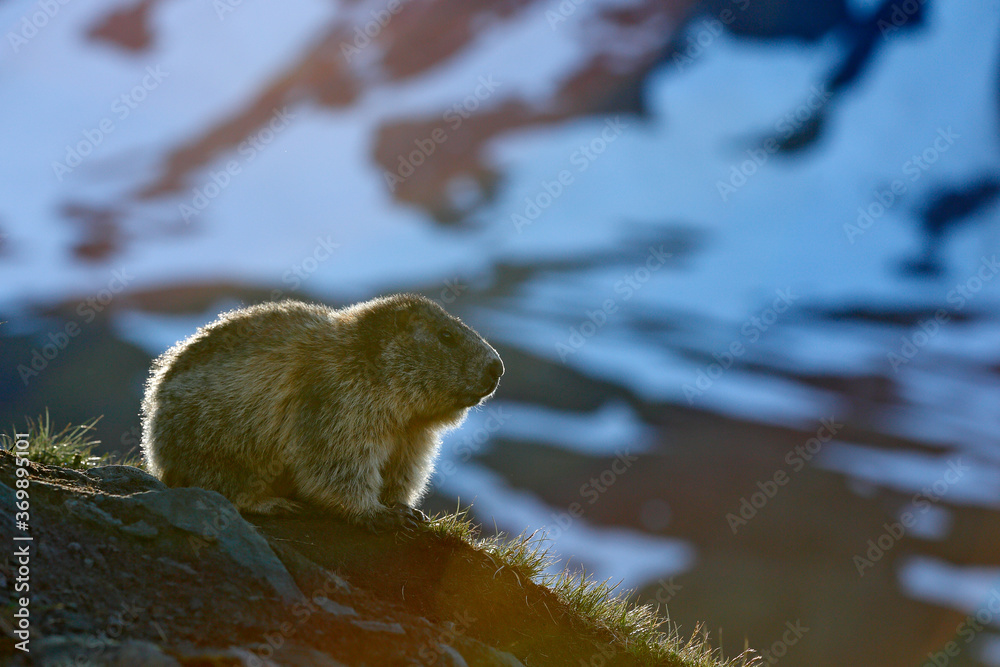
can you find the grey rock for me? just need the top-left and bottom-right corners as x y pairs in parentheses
(451, 635), (527, 667)
(120, 519), (159, 538)
(61, 610), (93, 633)
(112, 640), (182, 667)
(156, 556), (198, 575)
(224, 646), (280, 667)
(312, 595), (357, 616)
(33, 636), (181, 667)
(227, 644), (348, 667)
(435, 644), (470, 667)
(271, 644), (349, 666)
(266, 537), (352, 596)
(64, 498), (123, 529)
(128, 487), (304, 604)
(86, 465), (167, 495)
(482, 648), (526, 667)
(351, 619), (406, 634)
(127, 487), (234, 538)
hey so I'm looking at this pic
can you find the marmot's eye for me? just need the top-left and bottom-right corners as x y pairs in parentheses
(438, 329), (458, 347)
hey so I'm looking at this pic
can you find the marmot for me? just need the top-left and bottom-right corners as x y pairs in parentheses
(140, 294), (503, 530)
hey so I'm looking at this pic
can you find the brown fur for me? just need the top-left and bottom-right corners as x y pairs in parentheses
(140, 294), (503, 524)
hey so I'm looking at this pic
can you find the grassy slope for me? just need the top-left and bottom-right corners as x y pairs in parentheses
(4, 416), (757, 667)
(426, 511), (757, 667)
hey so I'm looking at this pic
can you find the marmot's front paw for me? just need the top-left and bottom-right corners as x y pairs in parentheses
(389, 503), (428, 524)
(359, 505), (426, 532)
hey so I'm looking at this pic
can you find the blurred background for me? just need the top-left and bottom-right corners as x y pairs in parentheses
(2, 0), (999, 664)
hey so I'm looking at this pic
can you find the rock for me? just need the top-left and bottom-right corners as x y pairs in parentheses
(450, 636), (527, 667)
(86, 464), (166, 495)
(219, 646), (280, 666)
(484, 648), (527, 667)
(32, 636), (181, 667)
(224, 644), (349, 666)
(113, 639), (181, 667)
(313, 595), (357, 617)
(266, 536), (352, 597)
(127, 487), (305, 604)
(156, 555), (198, 575)
(0, 448), (654, 666)
(63, 497), (123, 529)
(61, 610), (93, 633)
(268, 644), (350, 666)
(435, 643), (470, 666)
(351, 619), (406, 634)
(121, 519), (159, 538)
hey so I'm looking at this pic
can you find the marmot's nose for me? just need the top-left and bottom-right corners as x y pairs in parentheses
(477, 358), (504, 396)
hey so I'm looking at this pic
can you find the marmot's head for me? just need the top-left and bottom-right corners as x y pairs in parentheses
(354, 293), (503, 420)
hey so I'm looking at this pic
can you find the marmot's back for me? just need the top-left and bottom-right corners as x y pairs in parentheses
(143, 302), (339, 482)
(140, 295), (503, 529)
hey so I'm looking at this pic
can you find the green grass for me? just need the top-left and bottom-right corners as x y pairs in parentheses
(426, 509), (758, 667)
(2, 411), (141, 470)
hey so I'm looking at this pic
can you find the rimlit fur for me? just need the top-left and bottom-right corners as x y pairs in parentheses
(141, 294), (503, 528)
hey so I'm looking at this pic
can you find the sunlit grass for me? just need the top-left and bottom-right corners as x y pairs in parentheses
(2, 411), (140, 470)
(425, 508), (758, 667)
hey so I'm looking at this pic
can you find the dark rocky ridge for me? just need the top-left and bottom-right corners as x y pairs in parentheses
(0, 449), (662, 666)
